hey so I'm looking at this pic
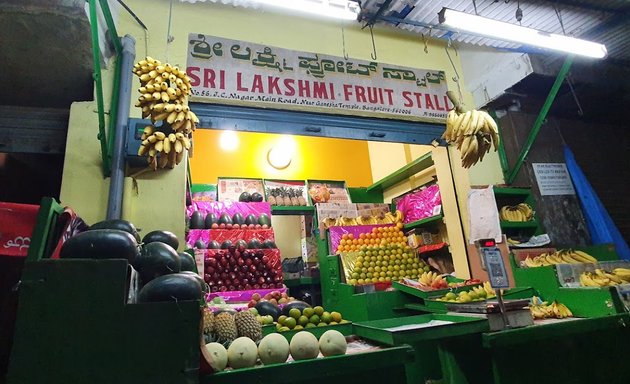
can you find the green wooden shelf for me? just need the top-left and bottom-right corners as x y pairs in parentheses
(284, 276), (320, 287)
(500, 220), (539, 229)
(271, 206), (315, 215)
(493, 186), (532, 196)
(403, 214), (444, 231)
(366, 152), (434, 192)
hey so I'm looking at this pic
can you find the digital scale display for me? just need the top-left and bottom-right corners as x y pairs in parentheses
(477, 239), (509, 289)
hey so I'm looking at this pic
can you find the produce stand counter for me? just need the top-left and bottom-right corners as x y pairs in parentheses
(202, 343), (414, 384)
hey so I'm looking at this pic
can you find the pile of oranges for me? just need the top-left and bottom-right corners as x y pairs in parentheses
(336, 223), (407, 254)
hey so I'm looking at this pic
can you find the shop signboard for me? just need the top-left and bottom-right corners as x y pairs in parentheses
(532, 163), (576, 196)
(186, 33), (451, 121)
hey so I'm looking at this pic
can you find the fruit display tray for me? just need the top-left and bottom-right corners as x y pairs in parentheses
(421, 287), (535, 312)
(353, 314), (489, 345)
(262, 322), (353, 342)
(392, 277), (482, 299)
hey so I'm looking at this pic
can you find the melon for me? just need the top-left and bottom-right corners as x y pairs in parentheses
(227, 337), (258, 369)
(289, 331), (319, 361)
(258, 333), (289, 365)
(205, 342), (228, 372)
(318, 330), (347, 357)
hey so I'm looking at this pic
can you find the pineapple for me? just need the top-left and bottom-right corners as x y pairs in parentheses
(297, 187), (307, 206)
(282, 187), (292, 206)
(266, 188), (277, 206)
(290, 189), (299, 206)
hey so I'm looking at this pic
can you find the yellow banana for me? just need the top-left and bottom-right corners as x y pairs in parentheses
(157, 153), (169, 168)
(573, 250), (597, 263)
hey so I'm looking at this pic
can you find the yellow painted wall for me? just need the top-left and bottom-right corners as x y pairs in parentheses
(190, 130), (372, 187)
(59, 0), (501, 252)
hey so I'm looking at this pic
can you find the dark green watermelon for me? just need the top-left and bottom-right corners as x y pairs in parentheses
(207, 240), (221, 249)
(204, 213), (218, 229)
(244, 214), (257, 226)
(137, 273), (203, 303)
(239, 192), (251, 202)
(220, 240), (233, 249)
(232, 212), (245, 225)
(255, 301), (281, 321)
(179, 252), (197, 272)
(235, 240), (248, 249)
(189, 211), (204, 229)
(89, 219), (141, 242)
(179, 271), (208, 294)
(247, 239), (262, 249)
(136, 242), (181, 284)
(60, 229), (140, 264)
(258, 213), (271, 227)
(262, 240), (277, 249)
(250, 192), (263, 202)
(281, 301), (312, 317)
(194, 240), (206, 249)
(218, 213), (232, 225)
(143, 230), (179, 250)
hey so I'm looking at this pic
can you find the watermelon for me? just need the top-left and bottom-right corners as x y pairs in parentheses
(137, 273), (203, 303)
(244, 214), (257, 226)
(239, 192), (251, 202)
(190, 211), (204, 229)
(208, 240), (221, 250)
(136, 242), (181, 284)
(89, 219), (141, 242)
(179, 252), (197, 272)
(218, 213), (233, 225)
(232, 213), (245, 226)
(194, 240), (207, 249)
(179, 271), (209, 294)
(143, 230), (179, 250)
(250, 192), (264, 202)
(59, 229), (140, 265)
(220, 240), (233, 249)
(255, 301), (281, 321)
(258, 213), (271, 227)
(204, 213), (218, 229)
(235, 240), (248, 250)
(262, 240), (277, 249)
(247, 239), (262, 249)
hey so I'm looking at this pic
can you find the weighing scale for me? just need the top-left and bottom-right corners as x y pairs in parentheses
(446, 239), (533, 330)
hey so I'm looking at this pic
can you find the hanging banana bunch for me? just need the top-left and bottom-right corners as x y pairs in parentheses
(441, 91), (500, 169)
(132, 56), (199, 170)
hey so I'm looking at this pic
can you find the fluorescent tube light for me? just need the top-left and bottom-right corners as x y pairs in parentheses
(438, 8), (607, 59)
(251, 0), (360, 20)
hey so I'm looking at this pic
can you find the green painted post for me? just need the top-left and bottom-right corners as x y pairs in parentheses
(506, 55), (573, 185)
(490, 110), (510, 179)
(88, 0), (110, 176)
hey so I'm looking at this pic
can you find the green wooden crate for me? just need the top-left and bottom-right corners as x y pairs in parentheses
(555, 286), (624, 317)
(7, 259), (200, 384)
(421, 287), (536, 312)
(201, 345), (414, 384)
(262, 322), (353, 341)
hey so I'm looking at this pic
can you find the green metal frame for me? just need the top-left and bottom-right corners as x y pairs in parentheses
(490, 110), (511, 179)
(87, 0), (124, 176)
(505, 56), (574, 184)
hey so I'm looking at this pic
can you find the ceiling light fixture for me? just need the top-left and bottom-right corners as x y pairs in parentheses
(250, 0), (360, 21)
(438, 8), (607, 59)
(267, 135), (296, 170)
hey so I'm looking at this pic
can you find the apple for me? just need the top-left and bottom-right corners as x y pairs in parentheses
(228, 285), (235, 291)
(211, 286), (219, 292)
(252, 293), (261, 301)
(281, 292), (288, 299)
(212, 272), (220, 280)
(247, 300), (256, 308)
(241, 278), (249, 285)
(237, 285), (244, 291)
(240, 265), (249, 274)
(269, 298), (277, 306)
(233, 224), (240, 230)
(250, 265), (257, 273)
(274, 276), (283, 283)
(279, 298), (287, 304)
(262, 255), (270, 265)
(226, 224), (233, 230)
(245, 258), (253, 266)
(252, 258), (261, 266)
(248, 224), (255, 229)
(261, 283), (269, 289)
(275, 282), (284, 288)
(229, 272), (237, 280)
(205, 266), (215, 274)
(219, 286), (228, 292)
(204, 273), (211, 282)
(244, 284), (252, 290)
(220, 272), (228, 280)
(266, 277), (273, 284)
(258, 277), (266, 285)
(253, 284), (260, 289)
(219, 257), (228, 268)
(211, 223), (219, 229)
(255, 224), (262, 229)
(219, 223), (226, 229)
(206, 258), (217, 267)
(262, 224), (269, 229)
(208, 280), (215, 287)
(264, 293), (272, 300)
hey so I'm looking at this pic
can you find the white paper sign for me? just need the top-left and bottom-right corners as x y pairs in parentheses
(186, 34), (451, 121)
(532, 163), (576, 196)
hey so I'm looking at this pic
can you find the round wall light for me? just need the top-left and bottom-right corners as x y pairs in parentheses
(219, 130), (238, 151)
(267, 135), (296, 170)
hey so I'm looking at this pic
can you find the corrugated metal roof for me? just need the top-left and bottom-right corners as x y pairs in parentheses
(362, 0), (629, 61)
(179, 0), (629, 61)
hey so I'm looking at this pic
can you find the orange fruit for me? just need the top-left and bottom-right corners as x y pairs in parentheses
(342, 234), (349, 240)
(348, 234), (355, 240)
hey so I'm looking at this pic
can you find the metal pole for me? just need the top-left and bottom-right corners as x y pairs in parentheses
(106, 35), (136, 220)
(506, 55), (573, 185)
